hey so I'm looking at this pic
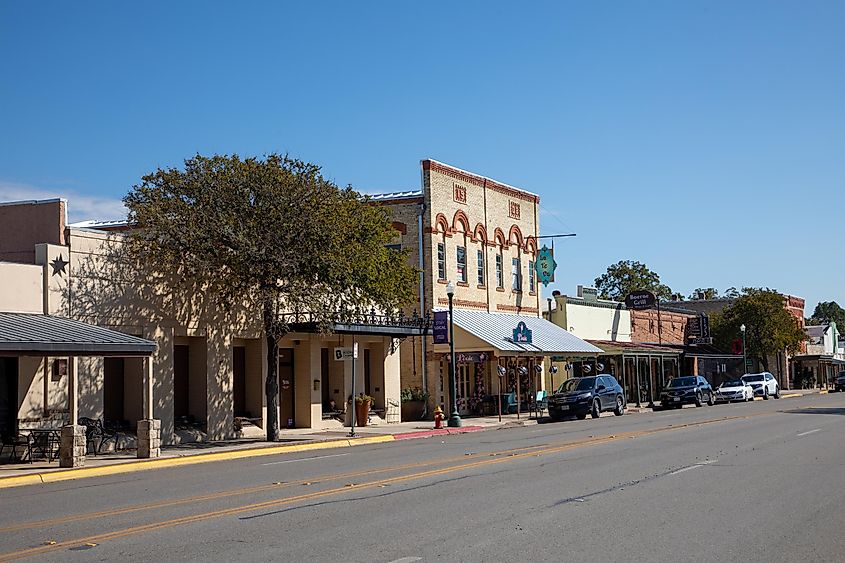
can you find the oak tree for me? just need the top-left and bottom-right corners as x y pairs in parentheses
(124, 154), (417, 441)
(594, 260), (673, 301)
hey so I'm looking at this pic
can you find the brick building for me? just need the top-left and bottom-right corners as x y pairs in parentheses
(373, 160), (599, 416)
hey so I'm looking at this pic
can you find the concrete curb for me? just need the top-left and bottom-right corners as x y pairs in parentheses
(0, 435), (395, 490)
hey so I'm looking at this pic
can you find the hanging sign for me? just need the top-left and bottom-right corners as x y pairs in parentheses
(513, 321), (533, 344)
(625, 290), (656, 310)
(535, 245), (557, 287)
(433, 311), (449, 344)
(333, 343), (358, 361)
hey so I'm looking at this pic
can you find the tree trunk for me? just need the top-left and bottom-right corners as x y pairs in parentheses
(263, 300), (280, 442)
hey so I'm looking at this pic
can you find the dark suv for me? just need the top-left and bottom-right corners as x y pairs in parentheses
(547, 375), (626, 421)
(660, 376), (714, 408)
(834, 371), (845, 393)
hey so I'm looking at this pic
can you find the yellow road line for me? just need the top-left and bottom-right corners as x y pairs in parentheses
(0, 412), (774, 562)
(0, 443), (553, 534)
(0, 435), (395, 490)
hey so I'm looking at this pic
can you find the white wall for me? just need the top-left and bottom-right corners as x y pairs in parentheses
(0, 262), (43, 313)
(565, 302), (631, 342)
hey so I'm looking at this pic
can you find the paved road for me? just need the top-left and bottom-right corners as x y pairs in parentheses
(0, 393), (843, 562)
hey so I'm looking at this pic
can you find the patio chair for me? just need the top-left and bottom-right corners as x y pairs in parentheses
(0, 432), (32, 464)
(78, 417), (104, 455)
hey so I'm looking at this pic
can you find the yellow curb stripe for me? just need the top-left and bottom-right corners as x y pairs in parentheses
(0, 435), (395, 489)
(819, 390), (828, 395)
(781, 393), (801, 399)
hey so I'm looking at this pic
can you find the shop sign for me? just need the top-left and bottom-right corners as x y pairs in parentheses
(513, 321), (533, 344)
(688, 317), (701, 337)
(333, 343), (358, 361)
(535, 245), (556, 287)
(625, 290), (656, 310)
(691, 337), (713, 345)
(433, 311), (449, 344)
(445, 352), (490, 364)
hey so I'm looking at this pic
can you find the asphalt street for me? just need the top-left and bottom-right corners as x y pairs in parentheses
(0, 393), (842, 562)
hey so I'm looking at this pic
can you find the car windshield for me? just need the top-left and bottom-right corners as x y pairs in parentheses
(720, 380), (744, 387)
(557, 377), (595, 393)
(744, 375), (765, 382)
(667, 377), (697, 388)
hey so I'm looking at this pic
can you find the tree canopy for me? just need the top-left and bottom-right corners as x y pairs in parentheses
(711, 288), (807, 371)
(594, 260), (672, 301)
(124, 153), (417, 440)
(807, 301), (845, 328)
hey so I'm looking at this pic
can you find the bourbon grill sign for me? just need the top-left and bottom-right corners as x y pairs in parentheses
(625, 290), (657, 310)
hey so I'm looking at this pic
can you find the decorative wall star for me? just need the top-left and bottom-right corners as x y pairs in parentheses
(50, 255), (68, 276)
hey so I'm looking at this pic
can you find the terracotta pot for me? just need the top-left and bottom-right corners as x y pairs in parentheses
(355, 401), (371, 427)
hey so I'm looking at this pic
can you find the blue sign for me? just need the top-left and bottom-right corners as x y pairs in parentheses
(535, 245), (556, 287)
(433, 311), (449, 344)
(513, 321), (532, 344)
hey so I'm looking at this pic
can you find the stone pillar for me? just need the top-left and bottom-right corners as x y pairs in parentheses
(59, 424), (86, 468)
(137, 419), (161, 458)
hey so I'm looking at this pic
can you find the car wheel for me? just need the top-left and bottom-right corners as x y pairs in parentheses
(614, 395), (625, 416)
(695, 393), (702, 407)
(707, 392), (714, 406)
(763, 388), (769, 400)
(591, 399), (601, 419)
(774, 386), (780, 399)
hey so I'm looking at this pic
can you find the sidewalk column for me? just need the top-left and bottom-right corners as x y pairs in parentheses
(138, 356), (161, 458)
(59, 356), (86, 468)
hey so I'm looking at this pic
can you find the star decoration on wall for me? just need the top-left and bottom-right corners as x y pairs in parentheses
(50, 255), (68, 276)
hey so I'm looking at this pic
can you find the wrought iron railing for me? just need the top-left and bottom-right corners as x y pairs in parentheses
(278, 309), (430, 331)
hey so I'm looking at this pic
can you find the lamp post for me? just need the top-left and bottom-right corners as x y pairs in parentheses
(740, 324), (747, 375)
(446, 281), (462, 427)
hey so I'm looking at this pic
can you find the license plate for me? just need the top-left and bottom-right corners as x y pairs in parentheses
(672, 398), (680, 402)
(559, 405), (569, 411)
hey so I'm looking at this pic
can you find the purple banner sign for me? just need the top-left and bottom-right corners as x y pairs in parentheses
(433, 311), (449, 344)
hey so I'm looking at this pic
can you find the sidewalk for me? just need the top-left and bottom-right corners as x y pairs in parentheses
(0, 413), (540, 488)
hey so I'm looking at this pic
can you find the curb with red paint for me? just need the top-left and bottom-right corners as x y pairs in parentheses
(392, 425), (486, 440)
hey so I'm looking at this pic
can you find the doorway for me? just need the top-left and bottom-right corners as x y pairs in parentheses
(173, 345), (189, 419)
(0, 358), (18, 439)
(103, 357), (125, 423)
(278, 348), (295, 428)
(233, 346), (247, 418)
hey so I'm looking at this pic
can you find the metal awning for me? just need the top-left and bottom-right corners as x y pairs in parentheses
(792, 354), (845, 365)
(447, 309), (603, 355)
(587, 340), (681, 357)
(0, 312), (157, 356)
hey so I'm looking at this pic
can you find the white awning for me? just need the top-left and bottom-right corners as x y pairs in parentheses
(445, 309), (604, 355)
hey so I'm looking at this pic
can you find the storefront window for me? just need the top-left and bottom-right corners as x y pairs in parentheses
(476, 249), (485, 285)
(456, 246), (467, 283)
(437, 242), (446, 281)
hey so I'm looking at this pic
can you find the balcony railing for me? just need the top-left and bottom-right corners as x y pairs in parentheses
(278, 309), (430, 334)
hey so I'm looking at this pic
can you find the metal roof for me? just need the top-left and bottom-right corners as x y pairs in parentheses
(448, 309), (604, 355)
(0, 312), (156, 356)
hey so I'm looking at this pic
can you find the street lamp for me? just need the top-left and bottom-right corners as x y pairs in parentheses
(740, 324), (747, 375)
(446, 281), (461, 427)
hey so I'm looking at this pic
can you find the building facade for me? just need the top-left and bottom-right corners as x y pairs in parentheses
(0, 199), (414, 447)
(374, 160), (599, 416)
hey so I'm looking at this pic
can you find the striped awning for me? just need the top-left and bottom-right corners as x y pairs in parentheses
(445, 309), (604, 355)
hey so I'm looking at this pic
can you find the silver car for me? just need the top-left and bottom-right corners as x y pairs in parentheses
(714, 379), (754, 403)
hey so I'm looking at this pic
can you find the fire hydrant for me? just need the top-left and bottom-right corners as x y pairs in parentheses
(433, 405), (445, 429)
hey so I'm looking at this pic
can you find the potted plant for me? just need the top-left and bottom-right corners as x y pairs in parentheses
(400, 387), (430, 421)
(351, 393), (373, 427)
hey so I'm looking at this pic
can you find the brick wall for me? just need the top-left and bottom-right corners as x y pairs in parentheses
(630, 309), (694, 344)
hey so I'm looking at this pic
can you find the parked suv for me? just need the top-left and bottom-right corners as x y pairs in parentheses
(660, 376), (714, 408)
(547, 375), (625, 421)
(742, 372), (780, 399)
(833, 371), (845, 393)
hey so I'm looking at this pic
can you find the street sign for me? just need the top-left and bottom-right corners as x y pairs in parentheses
(535, 245), (557, 287)
(746, 359), (754, 367)
(691, 337), (713, 345)
(625, 290), (656, 310)
(333, 343), (358, 361)
(513, 321), (533, 344)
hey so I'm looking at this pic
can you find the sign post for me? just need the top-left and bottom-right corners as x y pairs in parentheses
(334, 342), (359, 437)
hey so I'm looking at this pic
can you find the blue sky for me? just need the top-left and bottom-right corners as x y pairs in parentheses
(1, 1), (842, 314)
